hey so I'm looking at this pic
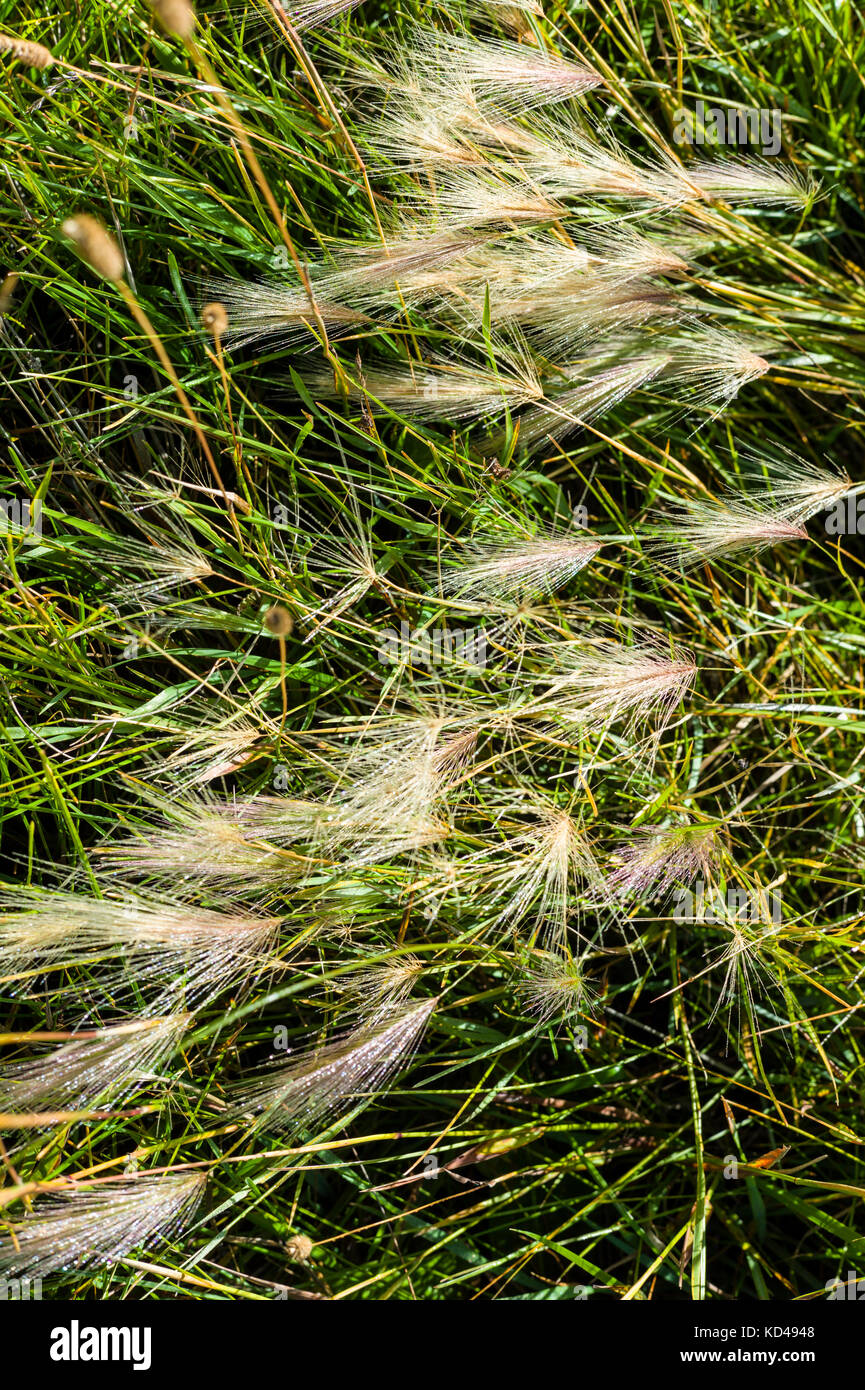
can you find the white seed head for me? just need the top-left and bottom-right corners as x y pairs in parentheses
(525, 632), (696, 740)
(231, 998), (436, 1134)
(0, 884), (280, 1008)
(445, 800), (605, 948)
(683, 156), (818, 209)
(273, 0), (366, 31)
(407, 26), (603, 115)
(0, 1172), (206, 1279)
(0, 1015), (190, 1119)
(610, 823), (720, 902)
(646, 493), (808, 571)
(202, 277), (365, 350)
(516, 950), (593, 1025)
(435, 531), (601, 601)
(304, 350), (543, 424)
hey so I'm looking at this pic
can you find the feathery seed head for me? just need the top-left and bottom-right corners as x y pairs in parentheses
(684, 156), (819, 209)
(588, 225), (694, 282)
(152, 712), (268, 787)
(229, 786), (448, 865)
(610, 823), (720, 902)
(420, 168), (569, 231)
(513, 115), (685, 205)
(363, 95), (487, 175)
(275, 0), (366, 30)
(318, 714), (477, 857)
(516, 950), (594, 1025)
(529, 633), (696, 738)
(514, 327), (766, 446)
(303, 500), (385, 625)
(103, 804), (306, 889)
(0, 884), (281, 1008)
(99, 533), (213, 601)
(647, 492), (809, 571)
(203, 276), (364, 350)
(0, 1172), (206, 1279)
(231, 997), (436, 1134)
(409, 27), (603, 114)
(306, 352), (543, 424)
(0, 1015), (190, 1119)
(505, 281), (684, 357)
(324, 229), (490, 300)
(436, 531), (601, 602)
(650, 325), (771, 413)
(339, 953), (425, 1025)
(739, 451), (854, 526)
(506, 349), (672, 452)
(450, 800), (605, 948)
(706, 919), (782, 1027)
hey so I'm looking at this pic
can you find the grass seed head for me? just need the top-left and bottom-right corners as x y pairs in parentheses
(201, 300), (229, 337)
(408, 26), (603, 114)
(231, 997), (436, 1134)
(611, 823), (720, 902)
(0, 1015), (190, 1117)
(516, 950), (593, 1025)
(264, 603), (295, 637)
(435, 531), (601, 601)
(150, 0), (197, 39)
(0, 32), (54, 67)
(0, 1172), (206, 1279)
(61, 214), (125, 283)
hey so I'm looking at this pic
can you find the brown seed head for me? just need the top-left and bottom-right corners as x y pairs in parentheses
(0, 273), (19, 317)
(61, 215), (125, 284)
(150, 0), (197, 38)
(285, 1234), (314, 1264)
(263, 604), (294, 638)
(201, 301), (229, 338)
(0, 32), (54, 68)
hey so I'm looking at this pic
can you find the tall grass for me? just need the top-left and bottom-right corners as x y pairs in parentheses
(1, 0), (865, 1301)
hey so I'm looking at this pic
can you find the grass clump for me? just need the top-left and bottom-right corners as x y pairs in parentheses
(1, 0), (865, 1302)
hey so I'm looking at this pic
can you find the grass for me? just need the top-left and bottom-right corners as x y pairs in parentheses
(1, 0), (865, 1301)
